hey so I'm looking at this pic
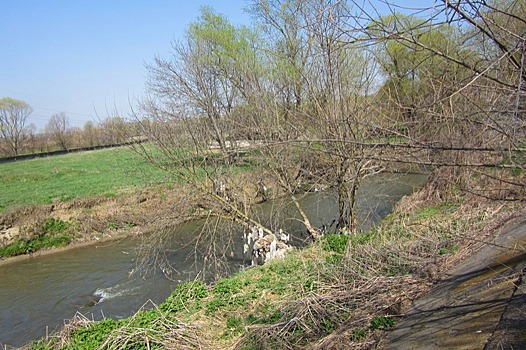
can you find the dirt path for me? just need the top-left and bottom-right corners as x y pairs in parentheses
(377, 218), (526, 349)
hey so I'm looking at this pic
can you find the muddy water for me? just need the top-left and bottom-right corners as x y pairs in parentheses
(0, 173), (426, 347)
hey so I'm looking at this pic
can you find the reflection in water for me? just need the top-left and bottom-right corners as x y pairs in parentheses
(0, 173), (426, 347)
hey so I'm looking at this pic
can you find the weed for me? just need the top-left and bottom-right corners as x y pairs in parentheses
(370, 316), (395, 330)
(413, 202), (459, 221)
(0, 218), (72, 258)
(321, 319), (337, 333)
(222, 316), (244, 337)
(246, 309), (283, 325)
(321, 234), (349, 254)
(160, 280), (207, 314)
(206, 276), (252, 313)
(68, 318), (120, 349)
(351, 328), (367, 341)
(42, 217), (69, 234)
(325, 254), (342, 265)
(439, 245), (458, 255)
(385, 264), (410, 276)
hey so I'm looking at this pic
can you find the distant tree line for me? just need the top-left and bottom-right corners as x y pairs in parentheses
(0, 97), (139, 157)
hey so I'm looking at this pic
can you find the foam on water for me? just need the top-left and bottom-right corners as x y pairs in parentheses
(94, 284), (139, 303)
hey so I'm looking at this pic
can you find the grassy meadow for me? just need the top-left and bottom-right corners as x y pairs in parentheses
(0, 147), (172, 212)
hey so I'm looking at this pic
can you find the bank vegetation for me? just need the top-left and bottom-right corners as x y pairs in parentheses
(5, 0), (526, 348)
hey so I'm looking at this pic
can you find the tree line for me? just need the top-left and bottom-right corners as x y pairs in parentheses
(0, 97), (134, 157)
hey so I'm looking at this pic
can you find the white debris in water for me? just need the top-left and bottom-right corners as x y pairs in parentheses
(245, 227), (292, 266)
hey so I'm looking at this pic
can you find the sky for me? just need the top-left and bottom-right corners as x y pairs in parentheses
(1, 0), (430, 132)
(0, 0), (249, 130)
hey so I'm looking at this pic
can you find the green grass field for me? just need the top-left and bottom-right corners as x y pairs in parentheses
(0, 147), (172, 212)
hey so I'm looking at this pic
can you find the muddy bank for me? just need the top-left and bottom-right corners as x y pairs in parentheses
(0, 185), (200, 264)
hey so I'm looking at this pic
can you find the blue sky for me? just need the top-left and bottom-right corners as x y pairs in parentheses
(1, 0), (430, 131)
(0, 1), (249, 130)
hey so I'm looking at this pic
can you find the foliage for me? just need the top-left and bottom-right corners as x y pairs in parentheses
(321, 234), (350, 254)
(67, 318), (120, 349)
(0, 218), (72, 258)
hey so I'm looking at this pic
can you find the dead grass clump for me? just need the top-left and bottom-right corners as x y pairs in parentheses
(100, 302), (207, 350)
(26, 312), (94, 349)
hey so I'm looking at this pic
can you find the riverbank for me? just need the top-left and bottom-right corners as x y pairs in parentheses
(25, 173), (525, 349)
(0, 183), (200, 264)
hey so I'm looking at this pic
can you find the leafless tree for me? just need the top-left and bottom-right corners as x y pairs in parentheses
(46, 112), (70, 150)
(0, 97), (32, 156)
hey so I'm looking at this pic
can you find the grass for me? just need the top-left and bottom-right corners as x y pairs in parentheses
(0, 145), (258, 213)
(0, 147), (172, 212)
(0, 218), (73, 258)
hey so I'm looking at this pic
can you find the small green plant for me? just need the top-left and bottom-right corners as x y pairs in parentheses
(321, 319), (337, 333)
(439, 245), (458, 255)
(413, 202), (459, 221)
(369, 316), (395, 330)
(222, 316), (244, 337)
(206, 277), (243, 313)
(160, 280), (207, 314)
(42, 217), (69, 234)
(246, 309), (283, 325)
(321, 234), (349, 254)
(351, 328), (367, 341)
(68, 318), (120, 349)
(107, 221), (119, 230)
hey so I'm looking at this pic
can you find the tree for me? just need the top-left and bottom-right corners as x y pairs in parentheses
(136, 0), (525, 276)
(82, 121), (100, 147)
(0, 97), (32, 156)
(46, 112), (70, 150)
(146, 6), (261, 155)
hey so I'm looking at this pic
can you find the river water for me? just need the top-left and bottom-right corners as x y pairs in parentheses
(0, 173), (426, 347)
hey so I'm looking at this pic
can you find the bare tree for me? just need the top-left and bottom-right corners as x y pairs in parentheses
(46, 112), (70, 150)
(0, 97), (32, 156)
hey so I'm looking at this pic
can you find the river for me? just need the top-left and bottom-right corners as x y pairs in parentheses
(0, 173), (426, 347)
